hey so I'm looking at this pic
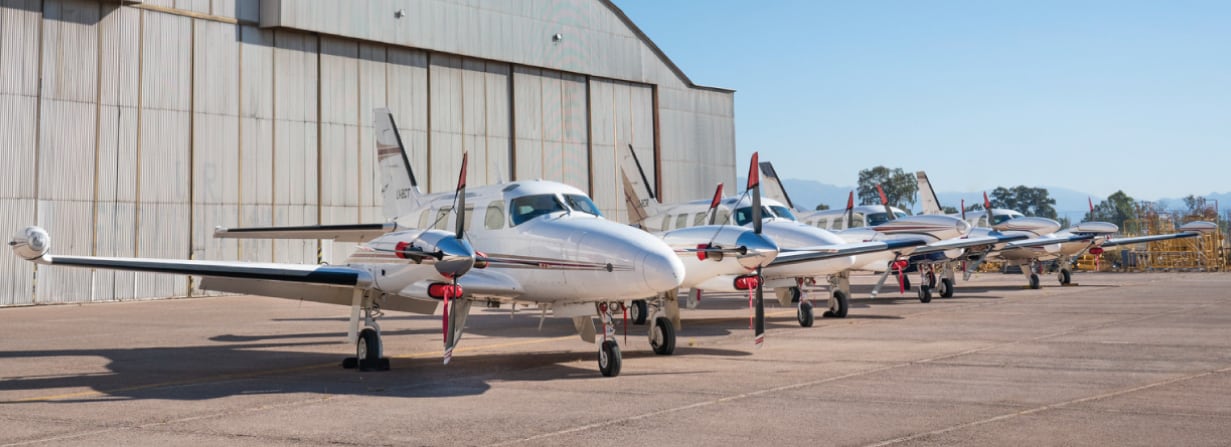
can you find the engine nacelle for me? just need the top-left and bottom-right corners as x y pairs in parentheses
(10, 226), (50, 260)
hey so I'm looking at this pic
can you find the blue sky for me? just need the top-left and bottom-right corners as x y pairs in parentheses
(613, 0), (1230, 201)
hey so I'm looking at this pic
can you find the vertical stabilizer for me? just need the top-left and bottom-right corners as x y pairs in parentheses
(916, 171), (943, 215)
(757, 161), (796, 210)
(374, 108), (424, 220)
(620, 144), (663, 228)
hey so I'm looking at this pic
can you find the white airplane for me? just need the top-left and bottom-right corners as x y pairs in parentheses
(622, 149), (929, 327)
(915, 171), (1213, 290)
(8, 108), (688, 378)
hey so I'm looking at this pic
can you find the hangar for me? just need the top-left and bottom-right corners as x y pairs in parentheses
(0, 0), (735, 305)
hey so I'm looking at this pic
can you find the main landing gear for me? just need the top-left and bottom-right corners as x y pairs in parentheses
(342, 305), (391, 371)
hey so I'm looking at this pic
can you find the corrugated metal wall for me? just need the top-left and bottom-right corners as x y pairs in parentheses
(0, 0), (734, 306)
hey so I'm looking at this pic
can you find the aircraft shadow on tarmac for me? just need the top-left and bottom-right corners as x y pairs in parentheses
(0, 323), (751, 404)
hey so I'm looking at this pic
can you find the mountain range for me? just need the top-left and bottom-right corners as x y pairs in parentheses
(738, 177), (1231, 221)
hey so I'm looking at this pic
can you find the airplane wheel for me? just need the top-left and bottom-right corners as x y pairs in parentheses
(650, 317), (676, 355)
(630, 299), (648, 325)
(1029, 273), (1041, 290)
(1058, 269), (1071, 285)
(797, 301), (814, 327)
(357, 328), (387, 372)
(918, 285), (932, 303)
(822, 290), (849, 318)
(789, 287), (802, 304)
(599, 340), (622, 377)
(939, 278), (954, 298)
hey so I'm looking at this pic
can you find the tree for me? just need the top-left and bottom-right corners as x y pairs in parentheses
(990, 186), (1057, 219)
(941, 206), (959, 214)
(1086, 190), (1136, 229)
(856, 166), (917, 209)
(815, 203), (830, 211)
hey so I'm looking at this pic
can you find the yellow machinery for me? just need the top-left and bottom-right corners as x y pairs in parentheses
(1119, 204), (1227, 272)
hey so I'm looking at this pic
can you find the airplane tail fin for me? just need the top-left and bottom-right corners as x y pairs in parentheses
(620, 144), (663, 228)
(373, 108), (424, 220)
(756, 161), (795, 210)
(916, 171), (943, 215)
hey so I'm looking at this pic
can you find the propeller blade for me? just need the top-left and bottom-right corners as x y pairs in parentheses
(754, 266), (765, 348)
(983, 192), (993, 226)
(876, 184), (894, 220)
(707, 183), (725, 225)
(961, 198), (967, 221)
(748, 152), (762, 235)
(454, 151), (469, 239)
(845, 191), (855, 229)
(442, 280), (452, 364)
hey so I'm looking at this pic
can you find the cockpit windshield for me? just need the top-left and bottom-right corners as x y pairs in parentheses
(769, 206), (797, 221)
(866, 212), (891, 226)
(510, 194), (566, 226)
(563, 194), (603, 217)
(991, 213), (1018, 225)
(733, 206), (774, 226)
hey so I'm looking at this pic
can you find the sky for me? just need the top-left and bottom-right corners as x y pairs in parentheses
(612, 0), (1231, 201)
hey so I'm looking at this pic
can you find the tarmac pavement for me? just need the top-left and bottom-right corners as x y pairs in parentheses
(1, 272), (1229, 446)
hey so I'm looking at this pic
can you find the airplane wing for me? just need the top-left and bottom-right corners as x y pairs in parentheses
(771, 239), (926, 267)
(214, 222), (403, 243)
(1004, 233), (1096, 249)
(1099, 231), (1201, 248)
(911, 232), (1033, 255)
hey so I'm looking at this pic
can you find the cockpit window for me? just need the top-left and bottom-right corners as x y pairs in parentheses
(893, 211), (907, 219)
(866, 212), (890, 226)
(563, 194), (603, 217)
(770, 206), (797, 221)
(510, 194), (566, 226)
(733, 206), (774, 226)
(992, 213), (1014, 225)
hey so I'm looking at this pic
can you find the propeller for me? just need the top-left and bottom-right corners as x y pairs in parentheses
(442, 151), (470, 364)
(983, 192), (994, 227)
(747, 152), (765, 347)
(961, 198), (967, 221)
(706, 182), (725, 225)
(845, 191), (855, 229)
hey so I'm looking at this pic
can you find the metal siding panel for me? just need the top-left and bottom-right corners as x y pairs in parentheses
(273, 30), (318, 123)
(0, 198), (35, 305)
(99, 5), (140, 108)
(0, 94), (37, 198)
(240, 26), (274, 119)
(358, 43), (386, 208)
(40, 0), (99, 103)
(139, 109), (190, 204)
(429, 54), (463, 192)
(512, 66), (541, 140)
(273, 204), (316, 264)
(484, 63), (510, 137)
(141, 11), (192, 111)
(273, 120), (316, 207)
(319, 123), (359, 206)
(91, 200), (137, 301)
(192, 112), (239, 205)
(240, 117), (273, 205)
(588, 78), (612, 146)
(34, 200), (93, 303)
(135, 202), (189, 298)
(386, 47), (428, 185)
(239, 204), (273, 262)
(1, 0), (41, 96)
(37, 99), (95, 201)
(319, 36), (357, 125)
(193, 20), (237, 116)
(462, 58), (485, 137)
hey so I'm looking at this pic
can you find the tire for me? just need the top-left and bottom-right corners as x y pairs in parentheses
(630, 299), (648, 325)
(599, 340), (622, 377)
(789, 287), (802, 304)
(797, 301), (814, 327)
(650, 317), (676, 355)
(357, 328), (386, 372)
(939, 278), (954, 298)
(1058, 269), (1071, 285)
(822, 290), (849, 318)
(918, 285), (932, 303)
(1029, 273), (1041, 290)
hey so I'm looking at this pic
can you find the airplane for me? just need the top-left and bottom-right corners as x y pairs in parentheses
(7, 108), (689, 378)
(914, 171), (1214, 290)
(622, 147), (929, 326)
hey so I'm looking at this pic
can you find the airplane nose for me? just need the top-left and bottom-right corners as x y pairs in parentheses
(434, 236), (476, 279)
(640, 250), (685, 292)
(735, 231), (779, 270)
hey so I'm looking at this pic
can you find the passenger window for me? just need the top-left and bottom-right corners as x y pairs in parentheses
(693, 212), (707, 226)
(715, 209), (730, 225)
(675, 214), (688, 229)
(419, 210), (430, 228)
(435, 207), (451, 230)
(659, 215), (670, 231)
(485, 202), (505, 229)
